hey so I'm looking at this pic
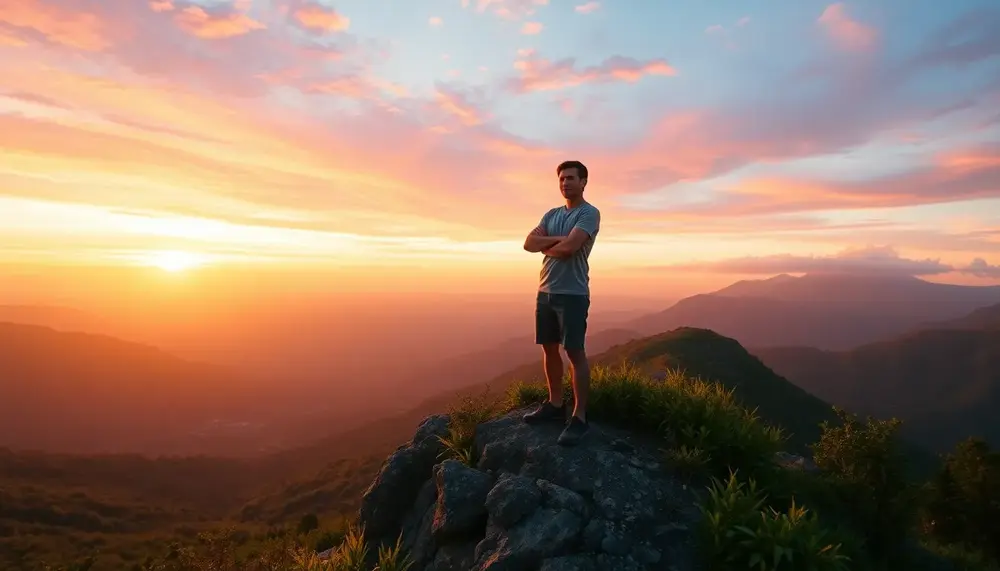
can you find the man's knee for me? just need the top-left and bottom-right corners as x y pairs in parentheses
(565, 347), (587, 365)
(542, 343), (562, 357)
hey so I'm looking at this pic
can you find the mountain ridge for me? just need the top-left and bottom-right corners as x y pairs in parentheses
(754, 315), (1000, 453)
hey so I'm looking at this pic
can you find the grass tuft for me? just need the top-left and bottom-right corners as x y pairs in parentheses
(437, 387), (502, 466)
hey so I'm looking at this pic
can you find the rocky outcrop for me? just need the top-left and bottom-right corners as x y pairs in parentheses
(355, 407), (701, 571)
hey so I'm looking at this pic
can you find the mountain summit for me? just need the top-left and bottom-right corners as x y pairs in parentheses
(353, 409), (701, 571)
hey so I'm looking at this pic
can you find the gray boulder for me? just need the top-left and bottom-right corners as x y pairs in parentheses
(355, 408), (702, 571)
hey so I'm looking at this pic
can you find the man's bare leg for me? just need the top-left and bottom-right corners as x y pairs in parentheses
(566, 349), (589, 421)
(524, 343), (568, 424)
(543, 342), (564, 405)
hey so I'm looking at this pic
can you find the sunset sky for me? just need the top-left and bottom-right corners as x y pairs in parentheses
(2, 0), (999, 302)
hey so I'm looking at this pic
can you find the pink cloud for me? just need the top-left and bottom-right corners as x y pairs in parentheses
(429, 16), (443, 27)
(0, 0), (109, 51)
(818, 3), (876, 51)
(149, 0), (174, 13)
(434, 86), (489, 127)
(964, 258), (1000, 278)
(574, 2), (599, 14)
(521, 21), (543, 35)
(174, 4), (265, 39)
(658, 245), (999, 278)
(293, 3), (350, 32)
(2, 0), (998, 251)
(650, 142), (1000, 219)
(507, 49), (676, 92)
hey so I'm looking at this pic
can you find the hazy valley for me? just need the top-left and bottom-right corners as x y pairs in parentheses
(4, 271), (1000, 570)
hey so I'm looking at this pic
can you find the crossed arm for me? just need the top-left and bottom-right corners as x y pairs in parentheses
(523, 225), (590, 258)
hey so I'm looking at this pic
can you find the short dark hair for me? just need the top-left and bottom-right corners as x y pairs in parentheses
(556, 160), (588, 180)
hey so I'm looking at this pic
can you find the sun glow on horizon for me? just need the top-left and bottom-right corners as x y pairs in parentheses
(143, 250), (208, 273)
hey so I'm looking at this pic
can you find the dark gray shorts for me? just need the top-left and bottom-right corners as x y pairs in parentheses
(535, 291), (590, 351)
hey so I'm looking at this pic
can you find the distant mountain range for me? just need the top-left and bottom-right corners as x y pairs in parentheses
(0, 322), (383, 456)
(628, 272), (1000, 350)
(754, 303), (1000, 453)
(3, 272), (999, 457)
(404, 273), (1000, 400)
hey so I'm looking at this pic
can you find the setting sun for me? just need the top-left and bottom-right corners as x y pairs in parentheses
(144, 250), (206, 273)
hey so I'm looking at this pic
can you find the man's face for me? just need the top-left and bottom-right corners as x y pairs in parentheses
(559, 168), (585, 198)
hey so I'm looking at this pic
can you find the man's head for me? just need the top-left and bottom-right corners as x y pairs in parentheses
(557, 160), (588, 200)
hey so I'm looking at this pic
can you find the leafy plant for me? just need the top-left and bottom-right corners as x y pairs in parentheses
(697, 471), (851, 571)
(810, 407), (915, 563)
(374, 533), (413, 571)
(922, 437), (1000, 564)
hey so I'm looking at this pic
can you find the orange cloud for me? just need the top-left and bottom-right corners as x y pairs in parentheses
(647, 143), (1000, 219)
(174, 4), (264, 39)
(429, 16), (443, 27)
(149, 0), (174, 13)
(2, 0), (998, 276)
(818, 3), (876, 51)
(304, 75), (409, 101)
(0, 29), (28, 47)
(294, 3), (350, 32)
(434, 87), (489, 126)
(508, 49), (676, 92)
(0, 57), (566, 246)
(575, 2), (599, 15)
(521, 21), (543, 35)
(0, 0), (109, 51)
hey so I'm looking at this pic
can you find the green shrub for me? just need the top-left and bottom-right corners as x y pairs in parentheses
(809, 407), (915, 563)
(922, 437), (1000, 564)
(697, 470), (851, 571)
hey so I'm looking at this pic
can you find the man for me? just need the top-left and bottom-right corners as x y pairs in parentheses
(521, 160), (601, 446)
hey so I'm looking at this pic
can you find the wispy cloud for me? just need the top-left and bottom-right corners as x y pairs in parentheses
(466, 0), (549, 20)
(521, 21), (543, 35)
(0, 0), (997, 282)
(658, 246), (994, 278)
(293, 2), (350, 32)
(818, 3), (876, 51)
(507, 49), (675, 92)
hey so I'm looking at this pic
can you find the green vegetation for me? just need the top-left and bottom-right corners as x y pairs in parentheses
(503, 364), (1000, 571)
(436, 390), (500, 466)
(0, 452), (383, 571)
(921, 437), (1000, 564)
(11, 353), (1000, 571)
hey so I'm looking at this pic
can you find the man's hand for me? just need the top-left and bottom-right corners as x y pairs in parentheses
(524, 225), (565, 253)
(542, 227), (590, 258)
(542, 239), (570, 258)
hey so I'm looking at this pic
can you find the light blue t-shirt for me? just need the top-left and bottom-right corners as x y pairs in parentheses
(537, 201), (601, 296)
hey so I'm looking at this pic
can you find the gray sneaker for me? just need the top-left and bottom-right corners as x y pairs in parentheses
(557, 416), (589, 446)
(523, 401), (566, 424)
